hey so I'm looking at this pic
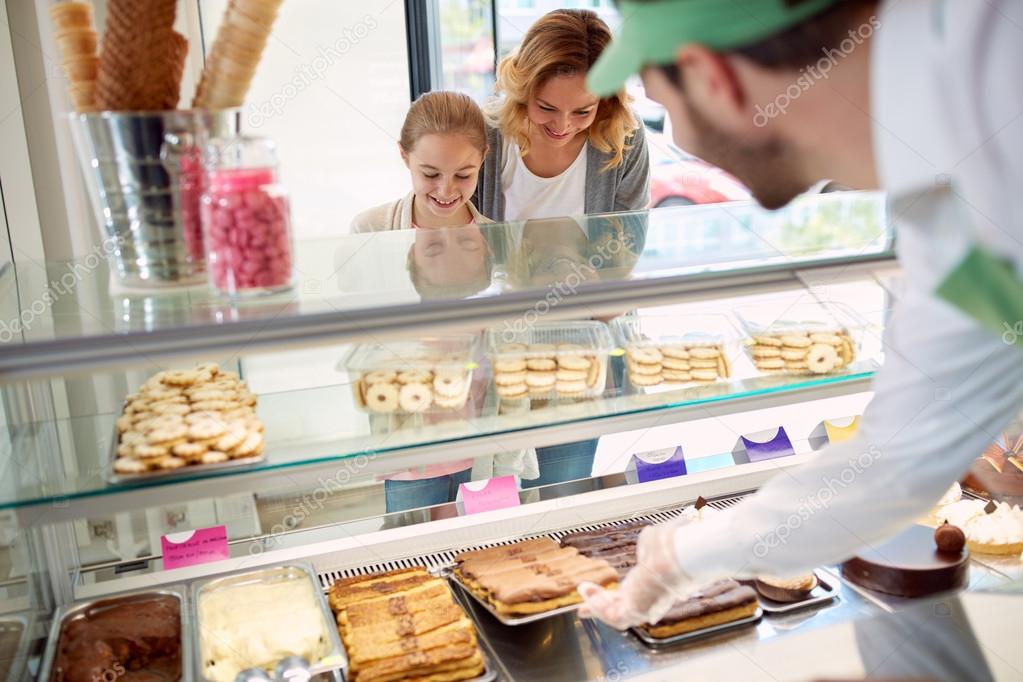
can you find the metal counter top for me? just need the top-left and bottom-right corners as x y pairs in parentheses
(454, 563), (1017, 682)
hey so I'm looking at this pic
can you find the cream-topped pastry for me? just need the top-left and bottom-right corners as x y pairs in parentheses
(678, 497), (718, 523)
(921, 482), (966, 526)
(934, 499), (987, 528)
(937, 482), (963, 507)
(935, 500), (1023, 554)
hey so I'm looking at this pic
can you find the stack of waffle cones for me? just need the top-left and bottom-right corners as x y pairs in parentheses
(95, 0), (187, 110)
(49, 2), (100, 112)
(193, 0), (285, 109)
(49, 0), (189, 112)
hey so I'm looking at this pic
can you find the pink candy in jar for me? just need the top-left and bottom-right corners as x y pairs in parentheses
(200, 165), (294, 295)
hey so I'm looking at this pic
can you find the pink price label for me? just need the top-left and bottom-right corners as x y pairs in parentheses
(161, 525), (229, 570)
(458, 476), (520, 515)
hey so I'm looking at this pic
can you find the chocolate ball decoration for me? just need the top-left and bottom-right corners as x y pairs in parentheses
(934, 521), (966, 554)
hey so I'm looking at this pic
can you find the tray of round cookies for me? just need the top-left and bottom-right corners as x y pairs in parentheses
(108, 363), (267, 483)
(341, 334), (481, 416)
(484, 321), (613, 405)
(611, 313), (738, 391)
(733, 301), (867, 377)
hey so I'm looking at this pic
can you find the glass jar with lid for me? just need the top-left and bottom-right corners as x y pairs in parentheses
(200, 136), (295, 296)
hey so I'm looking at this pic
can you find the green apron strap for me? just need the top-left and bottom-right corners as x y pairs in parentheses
(936, 245), (1023, 349)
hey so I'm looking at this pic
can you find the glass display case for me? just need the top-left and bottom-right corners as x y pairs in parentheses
(2, 193), (1020, 680)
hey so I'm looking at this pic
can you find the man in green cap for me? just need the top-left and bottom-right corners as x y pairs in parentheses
(579, 0), (1023, 629)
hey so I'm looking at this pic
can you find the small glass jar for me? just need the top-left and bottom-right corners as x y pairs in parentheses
(200, 136), (295, 296)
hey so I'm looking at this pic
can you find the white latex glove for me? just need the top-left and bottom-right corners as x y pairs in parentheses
(578, 522), (693, 629)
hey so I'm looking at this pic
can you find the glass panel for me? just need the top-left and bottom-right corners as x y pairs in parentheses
(197, 0), (412, 239)
(0, 192), (891, 349)
(435, 0), (496, 101)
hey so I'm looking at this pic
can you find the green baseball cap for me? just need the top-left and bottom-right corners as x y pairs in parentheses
(588, 0), (840, 96)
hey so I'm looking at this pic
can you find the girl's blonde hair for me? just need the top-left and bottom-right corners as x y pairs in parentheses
(487, 9), (638, 171)
(399, 91), (488, 155)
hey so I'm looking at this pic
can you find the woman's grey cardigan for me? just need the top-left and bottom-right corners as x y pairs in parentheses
(472, 121), (651, 221)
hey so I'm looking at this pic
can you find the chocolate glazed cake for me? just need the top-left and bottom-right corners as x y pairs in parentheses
(841, 525), (969, 598)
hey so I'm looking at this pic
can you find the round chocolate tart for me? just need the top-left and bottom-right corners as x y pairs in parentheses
(840, 524), (969, 598)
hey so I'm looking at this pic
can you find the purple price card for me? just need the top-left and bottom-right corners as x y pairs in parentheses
(632, 446), (687, 483)
(161, 525), (229, 570)
(736, 427), (795, 463)
(458, 476), (521, 515)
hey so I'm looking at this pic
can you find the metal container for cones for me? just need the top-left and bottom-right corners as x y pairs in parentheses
(68, 109), (241, 288)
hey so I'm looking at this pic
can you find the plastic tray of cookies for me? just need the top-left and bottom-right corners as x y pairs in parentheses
(107, 366), (268, 484)
(483, 321), (613, 401)
(192, 563), (346, 681)
(754, 570), (839, 614)
(441, 565), (592, 627)
(341, 334), (481, 415)
(630, 607), (763, 649)
(733, 301), (867, 376)
(38, 587), (192, 682)
(611, 313), (738, 390)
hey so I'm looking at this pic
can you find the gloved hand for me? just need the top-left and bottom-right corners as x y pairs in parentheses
(578, 521), (693, 630)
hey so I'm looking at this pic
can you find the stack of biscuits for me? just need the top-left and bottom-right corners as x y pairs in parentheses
(193, 0), (284, 109)
(453, 538), (619, 616)
(49, 2), (101, 112)
(329, 568), (485, 682)
(625, 342), (730, 387)
(747, 330), (855, 375)
(113, 363), (265, 476)
(492, 343), (605, 401)
(354, 363), (471, 414)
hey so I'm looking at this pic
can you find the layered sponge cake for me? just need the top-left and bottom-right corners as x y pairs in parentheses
(330, 567), (484, 682)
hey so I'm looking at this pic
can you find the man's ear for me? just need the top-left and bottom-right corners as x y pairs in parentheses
(675, 44), (749, 133)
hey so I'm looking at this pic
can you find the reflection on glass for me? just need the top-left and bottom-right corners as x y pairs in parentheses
(409, 224), (494, 299)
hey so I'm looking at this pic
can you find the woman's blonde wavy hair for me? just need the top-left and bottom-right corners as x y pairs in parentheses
(486, 8), (638, 172)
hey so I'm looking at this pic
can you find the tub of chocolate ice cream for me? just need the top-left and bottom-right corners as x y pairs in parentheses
(38, 587), (190, 682)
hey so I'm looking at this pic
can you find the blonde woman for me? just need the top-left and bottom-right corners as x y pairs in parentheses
(473, 8), (650, 221)
(475, 9), (651, 489)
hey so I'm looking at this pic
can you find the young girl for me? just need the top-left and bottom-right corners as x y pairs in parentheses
(351, 91), (492, 231)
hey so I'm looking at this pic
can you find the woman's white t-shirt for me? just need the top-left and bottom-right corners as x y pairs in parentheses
(501, 139), (587, 221)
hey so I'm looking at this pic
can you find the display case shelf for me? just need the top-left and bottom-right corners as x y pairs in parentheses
(0, 192), (891, 381)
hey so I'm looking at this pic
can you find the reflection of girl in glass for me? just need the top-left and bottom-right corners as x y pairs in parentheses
(406, 224), (494, 299)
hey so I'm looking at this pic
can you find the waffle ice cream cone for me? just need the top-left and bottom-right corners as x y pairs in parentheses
(49, 2), (100, 112)
(48, 1), (93, 32)
(193, 0), (284, 108)
(97, 0), (185, 111)
(63, 55), (100, 82)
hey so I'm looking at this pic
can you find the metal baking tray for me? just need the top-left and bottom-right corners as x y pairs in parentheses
(106, 422), (267, 485)
(37, 587), (191, 682)
(441, 565), (593, 627)
(756, 570), (839, 614)
(192, 562), (345, 681)
(630, 607), (763, 649)
(0, 613), (32, 682)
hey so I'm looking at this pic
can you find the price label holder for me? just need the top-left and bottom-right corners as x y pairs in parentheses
(161, 525), (229, 570)
(626, 446), (687, 484)
(457, 476), (521, 515)
(809, 415), (861, 449)
(733, 427), (795, 464)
